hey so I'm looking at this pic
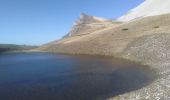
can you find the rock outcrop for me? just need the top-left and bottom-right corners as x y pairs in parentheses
(65, 13), (119, 37)
(74, 13), (109, 25)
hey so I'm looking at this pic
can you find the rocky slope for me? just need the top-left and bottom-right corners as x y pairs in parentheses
(64, 13), (119, 37)
(118, 0), (170, 21)
(109, 33), (170, 100)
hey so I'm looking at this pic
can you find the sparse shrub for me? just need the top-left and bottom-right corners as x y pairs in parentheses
(122, 28), (128, 31)
(154, 26), (160, 28)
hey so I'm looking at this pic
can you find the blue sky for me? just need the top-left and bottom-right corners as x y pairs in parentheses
(0, 0), (144, 45)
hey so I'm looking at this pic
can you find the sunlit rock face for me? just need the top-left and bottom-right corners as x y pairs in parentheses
(65, 13), (114, 37)
(118, 0), (170, 21)
(74, 13), (109, 25)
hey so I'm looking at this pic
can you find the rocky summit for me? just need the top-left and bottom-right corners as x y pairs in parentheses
(64, 13), (117, 37)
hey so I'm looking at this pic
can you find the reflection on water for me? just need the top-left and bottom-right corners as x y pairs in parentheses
(0, 52), (155, 100)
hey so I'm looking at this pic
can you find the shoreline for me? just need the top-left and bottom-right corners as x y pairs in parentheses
(2, 48), (169, 100)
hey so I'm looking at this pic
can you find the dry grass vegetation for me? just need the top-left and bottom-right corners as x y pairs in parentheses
(38, 14), (170, 56)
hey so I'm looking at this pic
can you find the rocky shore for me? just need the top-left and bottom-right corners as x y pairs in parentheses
(110, 33), (170, 100)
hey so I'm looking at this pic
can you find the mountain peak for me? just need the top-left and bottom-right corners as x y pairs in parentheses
(80, 13), (90, 19)
(64, 13), (114, 37)
(74, 13), (109, 25)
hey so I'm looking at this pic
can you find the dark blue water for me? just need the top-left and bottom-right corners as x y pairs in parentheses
(0, 52), (155, 100)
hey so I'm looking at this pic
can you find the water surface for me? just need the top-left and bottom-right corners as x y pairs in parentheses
(0, 52), (155, 100)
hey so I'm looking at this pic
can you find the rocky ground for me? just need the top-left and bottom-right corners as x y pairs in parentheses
(109, 33), (170, 100)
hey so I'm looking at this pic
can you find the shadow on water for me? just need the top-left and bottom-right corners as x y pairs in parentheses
(0, 52), (156, 100)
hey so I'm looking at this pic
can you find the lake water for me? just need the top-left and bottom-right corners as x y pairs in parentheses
(0, 52), (155, 100)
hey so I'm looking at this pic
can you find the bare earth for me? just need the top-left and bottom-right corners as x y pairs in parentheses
(36, 14), (170, 100)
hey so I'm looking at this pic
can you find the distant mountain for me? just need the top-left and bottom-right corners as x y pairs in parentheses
(0, 44), (38, 53)
(74, 13), (109, 25)
(118, 0), (170, 21)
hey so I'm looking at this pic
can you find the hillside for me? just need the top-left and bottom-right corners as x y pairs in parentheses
(110, 33), (170, 100)
(118, 0), (170, 21)
(38, 13), (170, 56)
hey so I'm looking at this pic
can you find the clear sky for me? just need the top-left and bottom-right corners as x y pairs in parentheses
(0, 0), (144, 45)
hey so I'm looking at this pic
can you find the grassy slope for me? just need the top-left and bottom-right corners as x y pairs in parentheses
(38, 13), (170, 56)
